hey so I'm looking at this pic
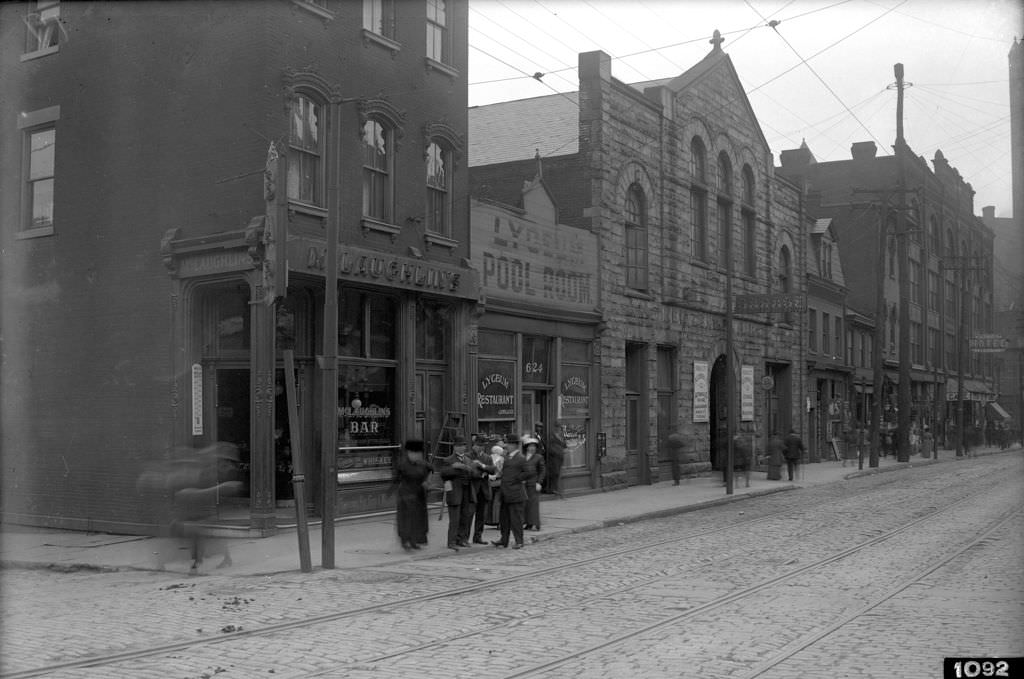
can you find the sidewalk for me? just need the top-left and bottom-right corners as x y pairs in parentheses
(1, 446), (1016, 577)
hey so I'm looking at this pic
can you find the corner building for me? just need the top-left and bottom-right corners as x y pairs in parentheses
(470, 39), (807, 489)
(1, 0), (475, 534)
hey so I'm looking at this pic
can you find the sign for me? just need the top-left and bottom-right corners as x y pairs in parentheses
(969, 334), (1009, 353)
(191, 363), (203, 435)
(741, 365), (754, 421)
(693, 360), (709, 423)
(761, 375), (775, 391)
(734, 293), (806, 314)
(471, 201), (599, 314)
(477, 360), (515, 419)
(559, 366), (591, 419)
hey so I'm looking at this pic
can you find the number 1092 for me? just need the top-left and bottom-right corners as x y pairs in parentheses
(944, 658), (1021, 678)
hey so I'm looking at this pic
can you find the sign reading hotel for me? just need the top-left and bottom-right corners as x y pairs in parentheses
(471, 200), (598, 314)
(693, 361), (709, 423)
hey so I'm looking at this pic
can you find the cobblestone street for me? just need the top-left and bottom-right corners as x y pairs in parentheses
(1, 453), (1021, 679)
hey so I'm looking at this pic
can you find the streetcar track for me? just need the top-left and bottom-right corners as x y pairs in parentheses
(1, 460), (1014, 679)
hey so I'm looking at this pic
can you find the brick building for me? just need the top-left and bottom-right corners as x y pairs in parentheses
(470, 37), (808, 490)
(1, 0), (475, 534)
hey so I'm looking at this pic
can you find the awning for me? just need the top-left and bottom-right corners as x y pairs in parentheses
(987, 402), (1012, 420)
(945, 378), (996, 402)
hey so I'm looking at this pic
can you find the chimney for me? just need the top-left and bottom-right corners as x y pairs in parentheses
(851, 141), (877, 161)
(982, 205), (995, 219)
(780, 139), (817, 171)
(579, 50), (611, 83)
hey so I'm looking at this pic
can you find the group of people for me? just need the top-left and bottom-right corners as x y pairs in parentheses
(391, 423), (567, 552)
(665, 429), (805, 485)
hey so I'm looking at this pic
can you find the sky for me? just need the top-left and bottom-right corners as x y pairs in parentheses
(467, 0), (1023, 217)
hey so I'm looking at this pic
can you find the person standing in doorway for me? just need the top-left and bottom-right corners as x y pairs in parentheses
(783, 428), (804, 481)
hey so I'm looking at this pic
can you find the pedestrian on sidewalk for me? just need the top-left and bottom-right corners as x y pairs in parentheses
(922, 426), (935, 459)
(766, 432), (785, 480)
(522, 434), (545, 531)
(542, 421), (567, 496)
(392, 439), (432, 551)
(483, 444), (505, 527)
(493, 437), (527, 549)
(439, 435), (476, 551)
(468, 435), (496, 545)
(783, 429), (804, 481)
(733, 428), (752, 488)
(665, 432), (686, 485)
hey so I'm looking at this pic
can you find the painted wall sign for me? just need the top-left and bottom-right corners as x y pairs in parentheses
(741, 365), (755, 421)
(477, 360), (516, 419)
(178, 251), (253, 277)
(471, 201), (599, 314)
(289, 239), (478, 300)
(693, 360), (709, 423)
(191, 363), (203, 435)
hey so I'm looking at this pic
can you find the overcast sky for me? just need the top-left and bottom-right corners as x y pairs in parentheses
(468, 0), (1022, 217)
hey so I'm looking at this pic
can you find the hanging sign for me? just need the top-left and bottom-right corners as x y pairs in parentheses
(741, 365), (755, 421)
(191, 363), (203, 436)
(693, 360), (709, 423)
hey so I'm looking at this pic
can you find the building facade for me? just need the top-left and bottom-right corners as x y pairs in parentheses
(470, 39), (808, 490)
(1, 0), (475, 534)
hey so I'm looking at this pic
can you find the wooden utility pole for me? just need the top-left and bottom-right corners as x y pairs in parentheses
(894, 63), (912, 463)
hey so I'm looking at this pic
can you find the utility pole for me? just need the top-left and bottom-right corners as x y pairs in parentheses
(871, 201), (886, 469)
(893, 63), (912, 463)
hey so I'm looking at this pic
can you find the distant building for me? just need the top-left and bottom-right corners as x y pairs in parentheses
(1, 0), (474, 534)
(470, 36), (808, 489)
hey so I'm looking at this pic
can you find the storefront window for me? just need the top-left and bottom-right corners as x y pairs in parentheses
(211, 286), (250, 353)
(479, 329), (514, 355)
(477, 358), (516, 432)
(416, 299), (450, 361)
(339, 289), (396, 359)
(336, 364), (397, 484)
(559, 357), (591, 468)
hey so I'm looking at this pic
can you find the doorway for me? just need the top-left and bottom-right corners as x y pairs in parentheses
(415, 368), (449, 456)
(521, 390), (549, 441)
(213, 367), (250, 497)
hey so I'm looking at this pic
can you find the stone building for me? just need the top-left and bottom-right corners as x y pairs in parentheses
(778, 138), (997, 455)
(470, 36), (807, 490)
(1, 0), (475, 534)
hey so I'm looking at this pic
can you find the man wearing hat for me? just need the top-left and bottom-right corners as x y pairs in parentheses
(439, 434), (492, 550)
(493, 435), (528, 549)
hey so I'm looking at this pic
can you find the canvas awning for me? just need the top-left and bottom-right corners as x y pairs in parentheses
(945, 378), (995, 401)
(987, 401), (1012, 420)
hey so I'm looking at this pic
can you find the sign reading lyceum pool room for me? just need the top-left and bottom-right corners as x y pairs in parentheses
(471, 201), (599, 314)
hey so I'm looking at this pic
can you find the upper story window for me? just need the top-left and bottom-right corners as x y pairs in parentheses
(425, 141), (452, 237)
(624, 183), (648, 291)
(717, 152), (732, 196)
(362, 118), (394, 223)
(929, 216), (941, 254)
(426, 0), (449, 65)
(819, 239), (833, 279)
(691, 187), (708, 264)
(287, 94), (324, 208)
(808, 308), (818, 352)
(741, 165), (754, 206)
(18, 105), (60, 237)
(363, 0), (396, 40)
(690, 137), (706, 183)
(23, 0), (61, 59)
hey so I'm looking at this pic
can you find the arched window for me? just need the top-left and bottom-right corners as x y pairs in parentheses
(717, 152), (732, 196)
(288, 93), (324, 206)
(716, 153), (732, 269)
(362, 117), (393, 222)
(741, 164), (756, 276)
(624, 183), (648, 291)
(779, 245), (793, 324)
(690, 137), (706, 183)
(425, 140), (452, 236)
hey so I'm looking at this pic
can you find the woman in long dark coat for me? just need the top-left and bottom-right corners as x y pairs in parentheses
(393, 439), (432, 551)
(521, 435), (545, 530)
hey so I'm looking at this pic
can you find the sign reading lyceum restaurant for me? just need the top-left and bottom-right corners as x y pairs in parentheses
(289, 239), (479, 300)
(471, 201), (599, 314)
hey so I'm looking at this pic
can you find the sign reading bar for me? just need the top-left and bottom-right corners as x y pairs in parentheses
(734, 293), (806, 314)
(969, 334), (1009, 353)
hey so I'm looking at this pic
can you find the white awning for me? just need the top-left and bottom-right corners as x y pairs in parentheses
(987, 401), (1012, 420)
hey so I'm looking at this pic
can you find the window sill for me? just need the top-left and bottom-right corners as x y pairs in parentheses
(362, 29), (401, 55)
(424, 57), (459, 79)
(291, 0), (334, 20)
(625, 289), (654, 301)
(288, 201), (328, 219)
(424, 232), (458, 251)
(361, 217), (401, 241)
(16, 225), (54, 239)
(21, 45), (59, 62)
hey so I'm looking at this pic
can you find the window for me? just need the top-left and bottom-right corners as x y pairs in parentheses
(834, 317), (842, 357)
(822, 312), (831, 354)
(416, 299), (450, 361)
(779, 246), (793, 324)
(287, 94), (323, 207)
(929, 216), (941, 254)
(690, 137), (706, 183)
(425, 141), (451, 236)
(741, 165), (755, 206)
(742, 210), (756, 276)
(910, 321), (922, 365)
(717, 200), (730, 269)
(910, 259), (921, 305)
(426, 0), (449, 64)
(19, 105), (60, 235)
(929, 271), (940, 311)
(717, 152), (732, 196)
(691, 188), (708, 262)
(808, 309), (818, 352)
(624, 184), (648, 291)
(363, 0), (395, 40)
(362, 119), (393, 222)
(338, 289), (397, 359)
(24, 0), (60, 57)
(946, 279), (956, 318)
(928, 327), (941, 367)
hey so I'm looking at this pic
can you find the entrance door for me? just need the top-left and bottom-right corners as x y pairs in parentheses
(520, 390), (548, 440)
(213, 367), (250, 496)
(415, 368), (448, 456)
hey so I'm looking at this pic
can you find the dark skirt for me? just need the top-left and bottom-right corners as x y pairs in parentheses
(524, 483), (540, 527)
(396, 485), (429, 544)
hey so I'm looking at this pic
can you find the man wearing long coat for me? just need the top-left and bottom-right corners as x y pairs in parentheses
(493, 443), (527, 549)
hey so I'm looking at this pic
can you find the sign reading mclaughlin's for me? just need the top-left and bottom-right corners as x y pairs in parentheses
(289, 239), (479, 299)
